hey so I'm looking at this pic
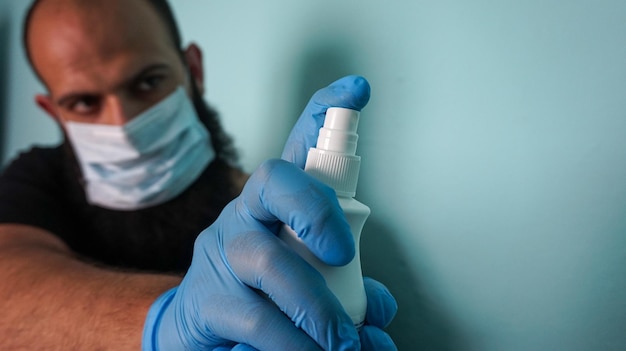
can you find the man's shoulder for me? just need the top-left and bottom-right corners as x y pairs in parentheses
(1, 144), (65, 177)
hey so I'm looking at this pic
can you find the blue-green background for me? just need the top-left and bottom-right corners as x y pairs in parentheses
(1, 1), (625, 350)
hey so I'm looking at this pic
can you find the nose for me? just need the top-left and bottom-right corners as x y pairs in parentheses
(103, 94), (147, 126)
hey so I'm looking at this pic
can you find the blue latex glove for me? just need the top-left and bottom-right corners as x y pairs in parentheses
(143, 158), (357, 350)
(143, 75), (397, 350)
(213, 277), (398, 351)
(359, 277), (398, 350)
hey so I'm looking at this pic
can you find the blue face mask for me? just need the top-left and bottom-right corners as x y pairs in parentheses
(65, 86), (214, 210)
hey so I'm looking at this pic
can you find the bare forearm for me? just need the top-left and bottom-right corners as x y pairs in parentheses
(0, 227), (181, 350)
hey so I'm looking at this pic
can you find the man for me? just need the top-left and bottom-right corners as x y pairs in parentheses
(0, 0), (397, 350)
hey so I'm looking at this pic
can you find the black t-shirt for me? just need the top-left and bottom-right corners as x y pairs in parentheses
(0, 143), (241, 273)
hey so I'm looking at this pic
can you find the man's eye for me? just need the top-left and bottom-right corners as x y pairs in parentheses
(136, 75), (164, 92)
(69, 96), (100, 115)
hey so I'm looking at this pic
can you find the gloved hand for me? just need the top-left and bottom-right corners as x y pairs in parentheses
(142, 75), (397, 351)
(143, 158), (357, 351)
(213, 277), (398, 351)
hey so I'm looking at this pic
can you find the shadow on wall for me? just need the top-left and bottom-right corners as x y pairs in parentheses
(362, 219), (463, 350)
(0, 13), (9, 166)
(287, 40), (463, 350)
(285, 40), (358, 124)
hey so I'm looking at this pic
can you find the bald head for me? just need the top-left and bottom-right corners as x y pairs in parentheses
(24, 0), (184, 87)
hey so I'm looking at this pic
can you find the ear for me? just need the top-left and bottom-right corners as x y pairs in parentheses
(183, 43), (205, 95)
(35, 94), (62, 123)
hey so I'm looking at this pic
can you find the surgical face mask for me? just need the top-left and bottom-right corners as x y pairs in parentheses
(65, 86), (214, 210)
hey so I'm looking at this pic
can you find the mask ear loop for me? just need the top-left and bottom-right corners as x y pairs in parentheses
(175, 66), (198, 104)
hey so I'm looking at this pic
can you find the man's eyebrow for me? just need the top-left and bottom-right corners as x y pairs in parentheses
(126, 63), (171, 86)
(55, 63), (172, 106)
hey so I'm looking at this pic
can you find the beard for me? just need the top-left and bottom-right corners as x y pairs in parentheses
(60, 85), (244, 274)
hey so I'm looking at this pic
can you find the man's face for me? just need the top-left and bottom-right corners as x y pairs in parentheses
(28, 0), (193, 126)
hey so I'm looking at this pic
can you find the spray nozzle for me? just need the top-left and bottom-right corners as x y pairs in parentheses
(305, 107), (362, 198)
(316, 108), (360, 155)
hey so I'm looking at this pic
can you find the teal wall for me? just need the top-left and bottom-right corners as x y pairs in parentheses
(3, 1), (626, 350)
(1, 1), (59, 166)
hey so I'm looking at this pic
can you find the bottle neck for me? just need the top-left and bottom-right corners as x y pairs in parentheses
(304, 148), (361, 198)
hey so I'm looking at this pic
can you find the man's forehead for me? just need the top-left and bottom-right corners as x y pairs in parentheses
(29, 0), (162, 33)
(27, 0), (179, 86)
(27, 0), (178, 58)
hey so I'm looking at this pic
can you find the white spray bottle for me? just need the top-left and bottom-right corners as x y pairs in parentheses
(279, 107), (370, 328)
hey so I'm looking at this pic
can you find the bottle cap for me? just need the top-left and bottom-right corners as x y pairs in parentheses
(305, 107), (361, 197)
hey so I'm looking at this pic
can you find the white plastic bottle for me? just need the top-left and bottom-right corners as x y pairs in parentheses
(279, 107), (370, 328)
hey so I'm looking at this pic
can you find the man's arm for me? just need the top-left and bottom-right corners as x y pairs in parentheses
(0, 224), (180, 350)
